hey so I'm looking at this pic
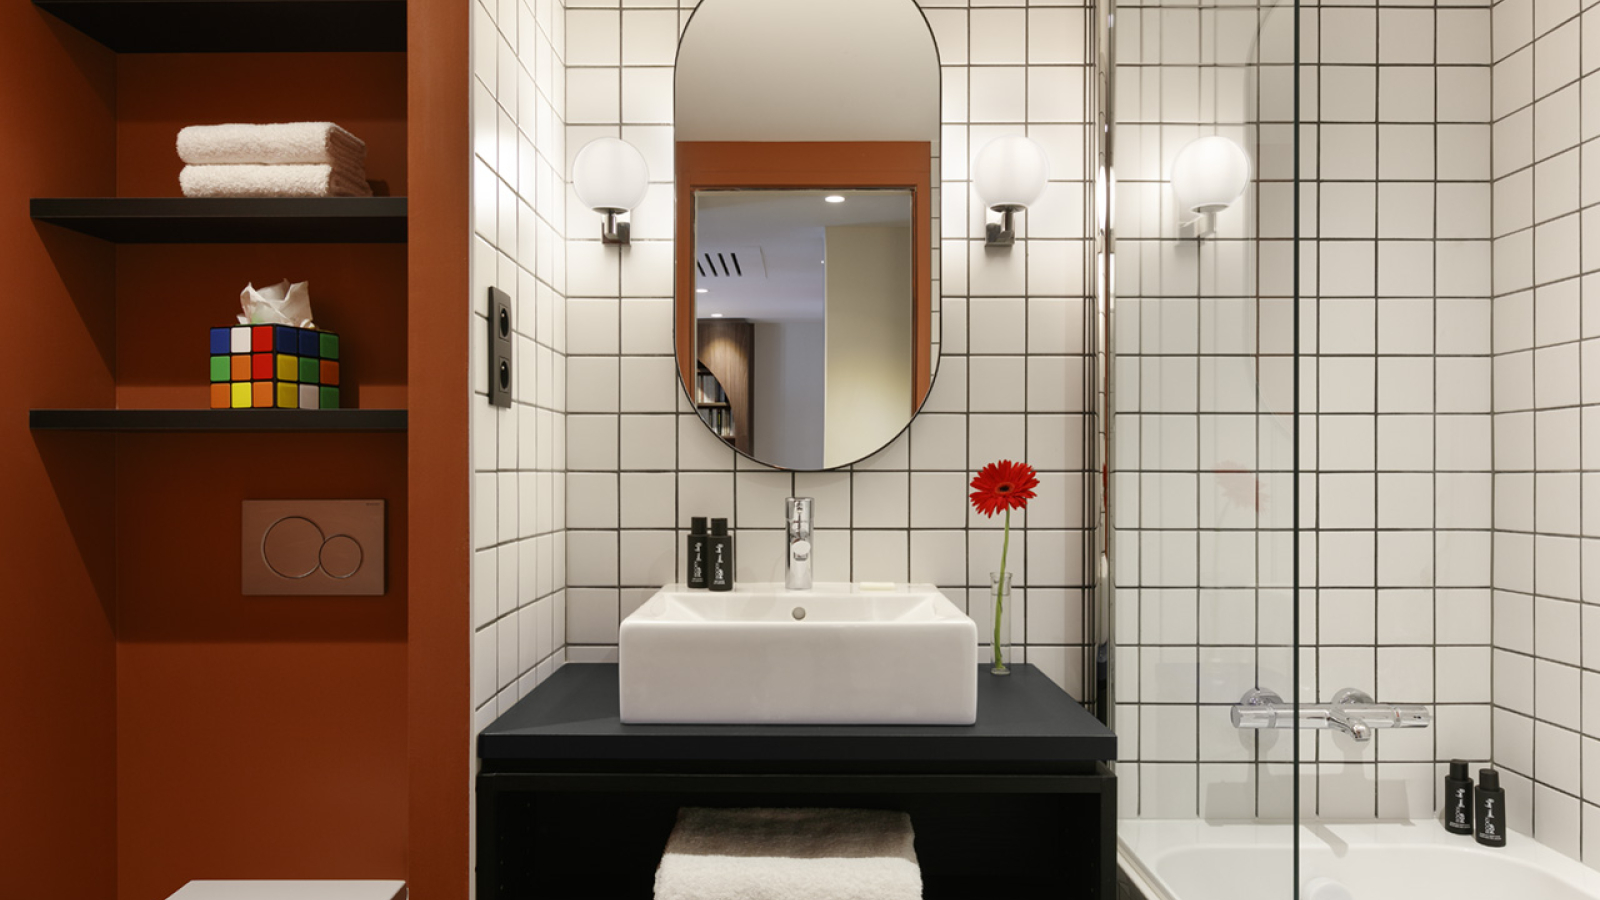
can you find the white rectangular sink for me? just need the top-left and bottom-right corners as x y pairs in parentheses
(619, 583), (977, 725)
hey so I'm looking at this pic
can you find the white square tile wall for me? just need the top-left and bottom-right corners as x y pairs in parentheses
(556, 0), (1100, 695)
(467, 0), (1600, 866)
(1113, 0), (1497, 824)
(468, 0), (570, 893)
(1488, 0), (1600, 861)
(471, 0), (570, 738)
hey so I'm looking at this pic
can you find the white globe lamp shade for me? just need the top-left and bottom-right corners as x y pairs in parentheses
(572, 137), (650, 212)
(972, 135), (1051, 210)
(1171, 135), (1250, 215)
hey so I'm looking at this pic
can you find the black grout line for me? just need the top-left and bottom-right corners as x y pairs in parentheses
(559, 2), (1098, 651)
(1110, 0), (1520, 822)
(502, 0), (1600, 837)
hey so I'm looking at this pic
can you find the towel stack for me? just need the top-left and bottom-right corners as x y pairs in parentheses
(654, 808), (923, 900)
(177, 123), (373, 199)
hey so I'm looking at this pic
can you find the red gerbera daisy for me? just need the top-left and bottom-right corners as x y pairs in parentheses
(969, 459), (1039, 518)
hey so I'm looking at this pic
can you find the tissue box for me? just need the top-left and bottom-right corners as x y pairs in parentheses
(208, 324), (340, 409)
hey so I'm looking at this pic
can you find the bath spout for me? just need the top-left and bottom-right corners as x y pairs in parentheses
(1329, 688), (1375, 742)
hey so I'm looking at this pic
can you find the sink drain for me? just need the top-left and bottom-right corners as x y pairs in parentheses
(792, 607), (806, 620)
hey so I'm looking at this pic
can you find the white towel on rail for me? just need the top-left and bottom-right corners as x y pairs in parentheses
(179, 164), (373, 199)
(654, 808), (922, 900)
(177, 122), (367, 168)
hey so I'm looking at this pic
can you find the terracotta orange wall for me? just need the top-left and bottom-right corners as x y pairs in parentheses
(5, 5), (469, 897)
(113, 50), (409, 413)
(116, 54), (407, 198)
(114, 435), (408, 900)
(405, 0), (473, 896)
(0, 5), (119, 900)
(114, 245), (408, 411)
(109, 42), (412, 900)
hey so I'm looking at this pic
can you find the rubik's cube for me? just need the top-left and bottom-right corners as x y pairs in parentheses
(208, 324), (341, 409)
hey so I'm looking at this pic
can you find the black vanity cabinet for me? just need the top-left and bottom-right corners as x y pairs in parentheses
(476, 663), (1116, 900)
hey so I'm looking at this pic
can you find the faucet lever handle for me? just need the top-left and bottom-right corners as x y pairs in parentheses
(787, 496), (814, 527)
(1332, 687), (1374, 706)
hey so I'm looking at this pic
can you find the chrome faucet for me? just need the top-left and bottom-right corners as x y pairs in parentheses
(1231, 687), (1430, 743)
(786, 497), (813, 591)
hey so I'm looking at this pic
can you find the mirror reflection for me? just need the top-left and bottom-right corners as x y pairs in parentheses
(673, 0), (940, 471)
(693, 190), (918, 470)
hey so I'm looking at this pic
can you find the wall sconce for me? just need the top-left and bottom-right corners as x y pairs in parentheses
(1171, 135), (1250, 239)
(572, 137), (650, 245)
(972, 135), (1050, 248)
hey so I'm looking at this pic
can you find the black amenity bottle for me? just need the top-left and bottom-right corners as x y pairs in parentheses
(1444, 760), (1474, 835)
(687, 516), (709, 589)
(707, 518), (733, 592)
(1475, 768), (1507, 847)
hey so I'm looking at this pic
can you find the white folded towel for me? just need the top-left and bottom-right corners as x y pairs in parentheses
(180, 164), (373, 199)
(654, 808), (922, 900)
(177, 122), (368, 168)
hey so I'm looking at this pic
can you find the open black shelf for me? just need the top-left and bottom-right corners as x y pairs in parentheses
(30, 409), (408, 432)
(30, 197), (407, 243)
(34, 0), (406, 53)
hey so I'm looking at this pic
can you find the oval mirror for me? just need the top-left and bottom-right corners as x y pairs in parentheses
(674, 0), (940, 471)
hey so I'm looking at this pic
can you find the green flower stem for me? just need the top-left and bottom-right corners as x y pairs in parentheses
(994, 507), (1011, 672)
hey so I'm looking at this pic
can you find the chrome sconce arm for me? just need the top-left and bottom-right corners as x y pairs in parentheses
(985, 204), (1022, 247)
(597, 208), (630, 245)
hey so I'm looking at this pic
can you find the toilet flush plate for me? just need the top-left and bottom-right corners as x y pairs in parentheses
(242, 500), (386, 596)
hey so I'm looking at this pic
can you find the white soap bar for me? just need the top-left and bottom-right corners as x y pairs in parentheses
(166, 882), (406, 900)
(858, 581), (898, 591)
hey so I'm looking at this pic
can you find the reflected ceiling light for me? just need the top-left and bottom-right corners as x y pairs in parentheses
(1171, 135), (1250, 239)
(696, 288), (708, 294)
(825, 195), (846, 203)
(710, 313), (724, 318)
(572, 137), (650, 244)
(972, 134), (1050, 248)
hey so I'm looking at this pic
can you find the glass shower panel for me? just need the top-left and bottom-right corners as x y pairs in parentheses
(1291, 0), (1495, 874)
(1109, 0), (1304, 894)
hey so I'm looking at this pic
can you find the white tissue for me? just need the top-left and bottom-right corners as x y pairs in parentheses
(239, 280), (315, 328)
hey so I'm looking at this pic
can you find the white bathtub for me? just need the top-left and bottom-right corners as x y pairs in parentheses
(1120, 819), (1600, 900)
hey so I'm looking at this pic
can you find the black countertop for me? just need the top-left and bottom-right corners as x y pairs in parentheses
(478, 663), (1115, 765)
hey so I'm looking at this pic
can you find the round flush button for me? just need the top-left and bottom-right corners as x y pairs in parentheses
(263, 516), (324, 579)
(319, 534), (364, 579)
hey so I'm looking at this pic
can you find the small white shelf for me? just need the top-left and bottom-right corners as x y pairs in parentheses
(166, 881), (407, 900)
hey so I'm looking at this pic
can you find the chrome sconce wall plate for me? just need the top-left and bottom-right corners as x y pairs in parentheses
(973, 134), (1050, 248)
(1171, 134), (1250, 239)
(572, 136), (650, 244)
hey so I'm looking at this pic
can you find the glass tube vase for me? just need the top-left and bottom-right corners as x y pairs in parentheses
(989, 571), (1012, 675)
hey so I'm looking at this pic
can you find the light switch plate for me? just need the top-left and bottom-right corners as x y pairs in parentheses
(242, 500), (386, 596)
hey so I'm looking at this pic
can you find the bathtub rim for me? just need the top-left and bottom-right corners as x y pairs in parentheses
(1118, 817), (1600, 900)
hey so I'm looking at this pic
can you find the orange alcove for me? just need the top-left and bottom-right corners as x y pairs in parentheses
(0, 0), (472, 897)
